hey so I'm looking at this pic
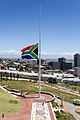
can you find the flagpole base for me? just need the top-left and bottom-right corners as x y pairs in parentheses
(37, 95), (45, 100)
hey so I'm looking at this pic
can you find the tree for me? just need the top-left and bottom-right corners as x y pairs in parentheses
(19, 66), (23, 71)
(13, 73), (15, 80)
(17, 74), (19, 80)
(10, 73), (12, 80)
(48, 77), (57, 84)
(5, 72), (8, 81)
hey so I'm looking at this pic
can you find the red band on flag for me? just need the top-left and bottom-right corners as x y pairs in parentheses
(21, 44), (34, 52)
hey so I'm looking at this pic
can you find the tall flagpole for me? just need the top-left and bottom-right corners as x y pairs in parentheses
(38, 5), (41, 98)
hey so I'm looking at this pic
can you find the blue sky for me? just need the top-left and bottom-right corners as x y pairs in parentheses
(0, 0), (80, 59)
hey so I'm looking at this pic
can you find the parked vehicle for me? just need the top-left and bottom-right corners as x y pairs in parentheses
(73, 99), (80, 105)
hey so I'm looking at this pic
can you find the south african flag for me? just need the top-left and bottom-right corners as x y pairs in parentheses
(21, 43), (38, 59)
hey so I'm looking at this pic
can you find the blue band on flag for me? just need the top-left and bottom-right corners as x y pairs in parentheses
(21, 55), (34, 59)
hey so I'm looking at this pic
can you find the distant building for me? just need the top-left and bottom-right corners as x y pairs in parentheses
(48, 61), (60, 70)
(58, 57), (72, 71)
(74, 53), (80, 67)
(74, 67), (80, 77)
(58, 57), (66, 63)
(67, 69), (74, 74)
(37, 59), (45, 65)
(62, 77), (80, 85)
(64, 62), (72, 70)
(58, 57), (66, 71)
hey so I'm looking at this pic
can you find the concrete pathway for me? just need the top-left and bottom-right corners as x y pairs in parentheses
(30, 102), (51, 120)
(27, 93), (55, 120)
(0, 87), (55, 120)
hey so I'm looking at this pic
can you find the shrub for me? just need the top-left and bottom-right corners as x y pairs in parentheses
(9, 100), (18, 104)
(55, 111), (75, 120)
(51, 101), (58, 107)
(55, 111), (61, 118)
(48, 77), (57, 83)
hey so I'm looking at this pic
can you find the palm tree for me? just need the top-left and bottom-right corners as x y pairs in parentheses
(10, 73), (12, 80)
(6, 72), (8, 81)
(0, 72), (2, 81)
(17, 74), (19, 80)
(13, 73), (15, 80)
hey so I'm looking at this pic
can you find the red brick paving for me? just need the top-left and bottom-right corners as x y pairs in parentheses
(63, 105), (69, 112)
(0, 93), (55, 120)
(58, 102), (69, 112)
(48, 103), (55, 120)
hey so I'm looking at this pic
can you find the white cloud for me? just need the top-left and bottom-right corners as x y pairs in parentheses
(0, 50), (20, 54)
(42, 51), (76, 59)
(0, 50), (77, 59)
(0, 50), (20, 58)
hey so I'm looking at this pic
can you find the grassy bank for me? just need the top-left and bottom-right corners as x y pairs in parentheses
(48, 83), (80, 92)
(0, 88), (21, 116)
(0, 80), (38, 92)
(55, 111), (76, 120)
(41, 84), (80, 103)
(0, 80), (80, 104)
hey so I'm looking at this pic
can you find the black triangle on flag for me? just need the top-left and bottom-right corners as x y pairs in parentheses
(33, 46), (38, 56)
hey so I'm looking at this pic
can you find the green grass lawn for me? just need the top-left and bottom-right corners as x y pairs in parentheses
(0, 79), (80, 119)
(0, 80), (80, 104)
(0, 80), (38, 93)
(0, 88), (21, 116)
(41, 84), (80, 103)
(66, 85), (80, 91)
(55, 111), (76, 120)
(48, 83), (80, 92)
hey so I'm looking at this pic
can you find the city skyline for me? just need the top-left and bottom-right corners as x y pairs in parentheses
(0, 0), (80, 59)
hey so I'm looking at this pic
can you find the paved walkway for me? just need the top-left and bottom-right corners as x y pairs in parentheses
(27, 93), (55, 120)
(30, 102), (51, 120)
(55, 97), (80, 120)
(0, 93), (55, 120)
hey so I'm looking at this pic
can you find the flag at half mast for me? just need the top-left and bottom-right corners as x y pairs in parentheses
(21, 43), (38, 59)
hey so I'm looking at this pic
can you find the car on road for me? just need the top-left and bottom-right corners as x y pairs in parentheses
(73, 99), (80, 105)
